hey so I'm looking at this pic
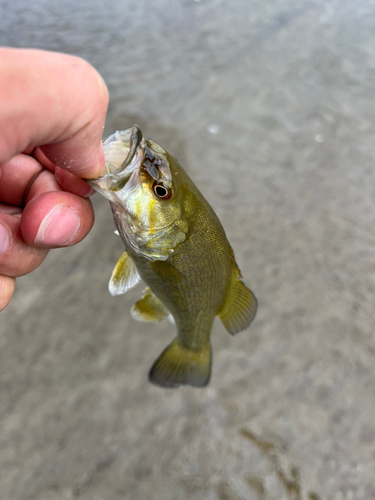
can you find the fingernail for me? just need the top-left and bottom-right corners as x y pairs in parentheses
(0, 223), (10, 254)
(35, 204), (80, 246)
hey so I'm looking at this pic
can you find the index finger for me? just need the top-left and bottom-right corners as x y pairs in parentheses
(0, 48), (108, 179)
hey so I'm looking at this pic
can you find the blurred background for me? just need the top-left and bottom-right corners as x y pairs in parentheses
(1, 0), (375, 498)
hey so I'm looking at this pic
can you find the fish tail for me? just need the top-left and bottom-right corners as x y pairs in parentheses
(148, 339), (211, 388)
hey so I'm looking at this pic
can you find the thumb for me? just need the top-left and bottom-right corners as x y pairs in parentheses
(0, 48), (109, 179)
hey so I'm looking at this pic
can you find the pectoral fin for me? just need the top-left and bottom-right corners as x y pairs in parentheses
(131, 288), (170, 322)
(218, 246), (257, 334)
(109, 251), (141, 296)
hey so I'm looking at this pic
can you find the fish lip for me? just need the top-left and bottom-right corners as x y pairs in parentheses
(110, 124), (143, 176)
(91, 125), (146, 193)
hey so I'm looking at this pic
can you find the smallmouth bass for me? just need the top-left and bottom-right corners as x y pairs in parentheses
(88, 126), (257, 388)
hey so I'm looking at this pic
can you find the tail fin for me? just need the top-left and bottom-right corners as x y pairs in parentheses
(149, 339), (211, 388)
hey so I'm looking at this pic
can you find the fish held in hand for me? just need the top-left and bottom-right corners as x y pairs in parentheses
(88, 125), (257, 388)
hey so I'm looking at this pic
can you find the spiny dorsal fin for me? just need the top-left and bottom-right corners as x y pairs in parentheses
(109, 251), (141, 296)
(149, 339), (211, 388)
(218, 245), (257, 334)
(131, 288), (170, 322)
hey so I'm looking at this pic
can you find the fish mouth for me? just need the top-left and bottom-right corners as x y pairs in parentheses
(87, 125), (170, 199)
(101, 125), (145, 191)
(86, 125), (146, 197)
(105, 125), (142, 174)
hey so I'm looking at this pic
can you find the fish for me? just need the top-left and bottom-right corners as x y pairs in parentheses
(88, 125), (257, 388)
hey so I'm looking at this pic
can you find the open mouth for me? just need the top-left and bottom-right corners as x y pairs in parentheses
(104, 125), (143, 175)
(87, 125), (171, 200)
(99, 125), (144, 192)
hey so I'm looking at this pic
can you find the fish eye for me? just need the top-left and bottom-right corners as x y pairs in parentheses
(153, 181), (173, 200)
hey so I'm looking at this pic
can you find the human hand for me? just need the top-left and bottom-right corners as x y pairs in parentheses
(0, 48), (109, 311)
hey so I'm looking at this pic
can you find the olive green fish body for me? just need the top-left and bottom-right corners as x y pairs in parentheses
(89, 126), (257, 387)
(130, 171), (232, 343)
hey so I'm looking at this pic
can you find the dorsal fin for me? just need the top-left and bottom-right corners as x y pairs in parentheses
(218, 245), (257, 335)
(109, 251), (141, 296)
(131, 288), (170, 322)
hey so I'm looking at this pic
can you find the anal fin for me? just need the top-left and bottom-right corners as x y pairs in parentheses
(131, 288), (170, 322)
